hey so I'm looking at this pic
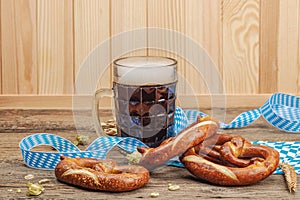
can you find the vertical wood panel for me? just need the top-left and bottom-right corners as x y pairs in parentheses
(38, 0), (73, 94)
(185, 0), (222, 95)
(63, 0), (74, 94)
(0, 0), (300, 99)
(278, 0), (299, 93)
(1, 0), (20, 94)
(148, 0), (186, 96)
(1, 0), (37, 94)
(111, 0), (147, 58)
(298, 1), (300, 94)
(0, 1), (2, 94)
(223, 0), (260, 94)
(259, 0), (279, 93)
(74, 0), (110, 89)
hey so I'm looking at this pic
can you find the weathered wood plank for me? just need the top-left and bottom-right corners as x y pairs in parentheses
(0, 157), (297, 200)
(0, 109), (300, 199)
(0, 131), (299, 199)
(0, 108), (299, 141)
(0, 94), (273, 109)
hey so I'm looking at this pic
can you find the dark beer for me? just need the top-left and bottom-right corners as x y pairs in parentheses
(113, 82), (177, 147)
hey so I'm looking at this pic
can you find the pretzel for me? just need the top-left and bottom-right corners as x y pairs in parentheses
(137, 116), (219, 170)
(55, 156), (150, 192)
(180, 133), (280, 186)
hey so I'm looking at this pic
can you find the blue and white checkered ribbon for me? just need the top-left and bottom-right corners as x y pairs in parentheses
(174, 93), (300, 132)
(20, 93), (300, 174)
(19, 133), (147, 170)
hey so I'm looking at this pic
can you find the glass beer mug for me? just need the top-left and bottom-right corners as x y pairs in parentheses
(93, 56), (177, 147)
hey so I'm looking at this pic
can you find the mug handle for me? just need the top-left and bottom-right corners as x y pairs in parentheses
(92, 88), (113, 136)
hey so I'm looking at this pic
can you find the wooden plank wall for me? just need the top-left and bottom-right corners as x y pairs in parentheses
(0, 0), (299, 108)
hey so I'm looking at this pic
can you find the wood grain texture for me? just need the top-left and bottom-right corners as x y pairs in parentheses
(0, 1), (1, 94)
(278, 0), (300, 94)
(299, 0), (300, 94)
(1, 0), (19, 94)
(185, 0), (222, 96)
(1, 0), (300, 107)
(0, 94), (273, 109)
(223, 0), (260, 94)
(37, 0), (73, 94)
(259, 0), (279, 93)
(1, 0), (37, 94)
(148, 0), (186, 96)
(74, 0), (110, 90)
(111, 0), (147, 58)
(0, 109), (300, 199)
(109, 0), (147, 94)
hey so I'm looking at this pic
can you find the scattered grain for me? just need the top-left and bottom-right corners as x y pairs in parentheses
(168, 184), (180, 191)
(24, 174), (34, 180)
(150, 192), (159, 198)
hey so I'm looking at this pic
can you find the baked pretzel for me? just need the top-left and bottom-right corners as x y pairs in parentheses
(180, 133), (280, 186)
(137, 116), (219, 170)
(55, 156), (150, 192)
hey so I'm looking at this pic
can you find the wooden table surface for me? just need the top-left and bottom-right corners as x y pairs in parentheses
(0, 108), (299, 200)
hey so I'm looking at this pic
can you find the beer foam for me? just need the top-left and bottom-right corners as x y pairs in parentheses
(115, 57), (177, 85)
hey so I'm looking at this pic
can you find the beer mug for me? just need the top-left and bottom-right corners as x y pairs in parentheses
(93, 56), (177, 147)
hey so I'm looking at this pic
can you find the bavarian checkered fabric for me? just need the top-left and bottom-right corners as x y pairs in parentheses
(20, 93), (300, 174)
(175, 93), (300, 132)
(19, 133), (147, 170)
(252, 141), (300, 174)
